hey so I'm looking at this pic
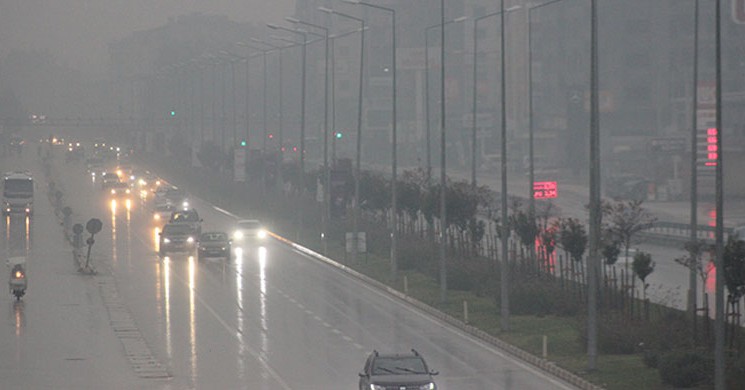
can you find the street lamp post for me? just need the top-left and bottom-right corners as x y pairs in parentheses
(343, 0), (399, 278)
(424, 14), (466, 302)
(235, 43), (254, 147)
(267, 24), (308, 241)
(472, 8), (516, 190)
(688, 0), (700, 328)
(318, 7), (365, 264)
(252, 38), (290, 190)
(286, 16), (331, 255)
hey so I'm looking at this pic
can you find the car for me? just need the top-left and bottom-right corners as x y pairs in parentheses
(169, 208), (202, 235)
(152, 203), (175, 224)
(198, 231), (231, 259)
(358, 349), (438, 390)
(159, 222), (198, 256)
(153, 185), (172, 205)
(108, 181), (132, 197)
(232, 219), (267, 243)
(101, 172), (120, 190)
(164, 187), (190, 210)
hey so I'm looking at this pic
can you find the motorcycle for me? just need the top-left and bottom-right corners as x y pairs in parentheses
(8, 257), (27, 300)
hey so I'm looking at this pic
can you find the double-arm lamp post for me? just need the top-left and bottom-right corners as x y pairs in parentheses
(318, 6), (365, 264)
(342, 0), (399, 277)
(284, 16), (331, 255)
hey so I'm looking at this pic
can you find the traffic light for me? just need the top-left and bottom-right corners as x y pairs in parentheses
(170, 110), (176, 117)
(240, 139), (247, 147)
(335, 132), (343, 139)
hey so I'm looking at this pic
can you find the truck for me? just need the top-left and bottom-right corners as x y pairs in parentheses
(3, 171), (34, 216)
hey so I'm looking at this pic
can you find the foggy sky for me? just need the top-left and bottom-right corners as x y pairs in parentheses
(0, 0), (295, 76)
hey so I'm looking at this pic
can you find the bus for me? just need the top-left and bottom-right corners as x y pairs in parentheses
(3, 171), (34, 216)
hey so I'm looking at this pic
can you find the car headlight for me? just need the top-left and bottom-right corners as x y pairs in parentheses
(110, 189), (116, 194)
(182, 201), (189, 208)
(233, 231), (244, 240)
(187, 237), (195, 243)
(257, 229), (267, 239)
(125, 189), (131, 194)
(163, 238), (171, 244)
(154, 214), (160, 220)
(418, 383), (435, 390)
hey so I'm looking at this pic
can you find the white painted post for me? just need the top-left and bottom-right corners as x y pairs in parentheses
(542, 335), (548, 358)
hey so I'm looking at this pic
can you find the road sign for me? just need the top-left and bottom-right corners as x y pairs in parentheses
(345, 232), (367, 253)
(734, 0), (745, 24)
(533, 181), (558, 199)
(86, 218), (102, 234)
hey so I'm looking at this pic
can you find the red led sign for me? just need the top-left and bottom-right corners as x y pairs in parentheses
(533, 181), (558, 199)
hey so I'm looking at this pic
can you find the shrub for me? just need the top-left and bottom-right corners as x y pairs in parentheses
(508, 277), (580, 317)
(658, 350), (712, 388)
(728, 352), (745, 389)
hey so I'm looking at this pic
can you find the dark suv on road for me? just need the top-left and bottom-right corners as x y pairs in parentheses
(358, 349), (438, 390)
(159, 222), (198, 256)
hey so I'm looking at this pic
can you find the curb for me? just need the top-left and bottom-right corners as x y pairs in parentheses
(269, 232), (604, 390)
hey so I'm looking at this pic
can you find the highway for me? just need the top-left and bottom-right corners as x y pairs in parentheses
(0, 147), (579, 389)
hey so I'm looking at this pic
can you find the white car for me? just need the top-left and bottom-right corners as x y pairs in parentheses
(232, 219), (267, 243)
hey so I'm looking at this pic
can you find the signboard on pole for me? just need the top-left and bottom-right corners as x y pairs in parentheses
(533, 181), (558, 199)
(233, 147), (246, 182)
(345, 232), (367, 253)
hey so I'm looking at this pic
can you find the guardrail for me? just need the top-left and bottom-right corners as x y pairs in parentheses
(640, 221), (733, 245)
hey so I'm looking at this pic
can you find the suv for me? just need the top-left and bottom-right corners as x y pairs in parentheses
(169, 208), (202, 235)
(358, 349), (438, 390)
(159, 222), (198, 256)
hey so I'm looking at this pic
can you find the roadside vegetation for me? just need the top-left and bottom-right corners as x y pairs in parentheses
(146, 143), (745, 389)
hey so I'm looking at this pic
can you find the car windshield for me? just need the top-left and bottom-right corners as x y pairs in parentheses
(372, 357), (427, 375)
(162, 224), (193, 234)
(201, 233), (227, 242)
(238, 221), (261, 230)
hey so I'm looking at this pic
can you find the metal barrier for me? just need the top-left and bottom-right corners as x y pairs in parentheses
(641, 221), (733, 245)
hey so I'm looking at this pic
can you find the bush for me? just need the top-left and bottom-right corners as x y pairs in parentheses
(642, 349), (659, 369)
(577, 310), (694, 356)
(728, 352), (745, 389)
(508, 277), (580, 317)
(397, 238), (438, 275)
(658, 350), (712, 388)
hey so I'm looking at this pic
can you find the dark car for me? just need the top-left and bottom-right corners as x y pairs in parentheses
(198, 231), (231, 259)
(159, 222), (198, 256)
(108, 181), (131, 198)
(358, 350), (438, 390)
